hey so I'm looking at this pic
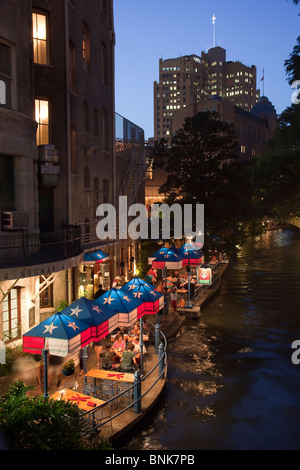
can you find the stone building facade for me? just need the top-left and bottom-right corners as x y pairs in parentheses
(0, 0), (145, 346)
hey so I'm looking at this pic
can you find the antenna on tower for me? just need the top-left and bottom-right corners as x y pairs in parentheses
(212, 14), (216, 48)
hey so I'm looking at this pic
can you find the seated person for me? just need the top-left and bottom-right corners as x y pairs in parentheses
(120, 343), (138, 371)
(131, 322), (140, 337)
(100, 348), (115, 370)
(132, 335), (146, 367)
(111, 333), (126, 362)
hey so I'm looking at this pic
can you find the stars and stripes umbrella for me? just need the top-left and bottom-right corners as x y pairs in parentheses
(83, 249), (109, 264)
(148, 247), (170, 264)
(121, 279), (164, 314)
(180, 248), (204, 266)
(151, 249), (184, 270)
(94, 287), (145, 327)
(23, 312), (92, 357)
(58, 296), (119, 343)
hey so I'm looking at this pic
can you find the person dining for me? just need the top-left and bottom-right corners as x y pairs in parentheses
(131, 322), (140, 337)
(111, 333), (126, 362)
(120, 343), (139, 371)
(132, 335), (146, 368)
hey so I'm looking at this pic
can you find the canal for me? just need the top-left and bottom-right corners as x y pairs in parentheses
(122, 227), (300, 450)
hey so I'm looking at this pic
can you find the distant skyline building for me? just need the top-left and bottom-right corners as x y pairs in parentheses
(153, 46), (261, 144)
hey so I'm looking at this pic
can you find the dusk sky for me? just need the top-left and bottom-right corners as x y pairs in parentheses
(114, 0), (299, 140)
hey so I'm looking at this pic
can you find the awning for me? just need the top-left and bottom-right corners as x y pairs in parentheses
(83, 249), (109, 265)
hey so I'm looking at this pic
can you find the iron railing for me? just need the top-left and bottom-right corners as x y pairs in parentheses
(79, 323), (167, 438)
(0, 227), (82, 269)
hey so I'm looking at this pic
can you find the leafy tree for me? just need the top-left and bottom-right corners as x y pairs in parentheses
(284, 36), (300, 85)
(0, 381), (112, 450)
(153, 111), (256, 255)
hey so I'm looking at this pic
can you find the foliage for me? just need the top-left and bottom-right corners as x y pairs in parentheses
(0, 345), (27, 378)
(57, 300), (68, 312)
(61, 358), (75, 371)
(284, 35), (300, 86)
(153, 111), (257, 256)
(0, 381), (113, 450)
(137, 240), (161, 278)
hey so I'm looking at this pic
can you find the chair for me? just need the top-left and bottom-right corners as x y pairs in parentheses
(82, 378), (101, 398)
(117, 381), (134, 407)
(99, 380), (118, 405)
(96, 401), (113, 432)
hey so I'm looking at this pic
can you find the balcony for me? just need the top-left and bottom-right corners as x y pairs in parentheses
(0, 227), (82, 270)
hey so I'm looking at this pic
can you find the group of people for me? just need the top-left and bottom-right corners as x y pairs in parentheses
(98, 323), (148, 373)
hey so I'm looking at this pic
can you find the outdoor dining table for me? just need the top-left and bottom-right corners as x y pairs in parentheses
(50, 388), (105, 411)
(85, 368), (135, 384)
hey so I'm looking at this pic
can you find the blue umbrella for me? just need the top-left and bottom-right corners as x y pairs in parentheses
(151, 249), (183, 269)
(121, 282), (164, 314)
(94, 287), (145, 326)
(23, 311), (91, 357)
(60, 296), (118, 342)
(148, 247), (170, 264)
(84, 249), (109, 264)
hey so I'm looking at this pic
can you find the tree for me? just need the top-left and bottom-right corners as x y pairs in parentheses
(0, 381), (112, 450)
(153, 111), (255, 255)
(284, 36), (300, 85)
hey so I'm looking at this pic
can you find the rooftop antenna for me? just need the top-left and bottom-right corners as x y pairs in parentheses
(212, 14), (216, 48)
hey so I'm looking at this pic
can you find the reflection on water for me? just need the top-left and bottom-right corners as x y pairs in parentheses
(123, 228), (300, 450)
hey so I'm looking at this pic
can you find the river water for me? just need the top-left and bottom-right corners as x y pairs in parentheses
(122, 227), (300, 450)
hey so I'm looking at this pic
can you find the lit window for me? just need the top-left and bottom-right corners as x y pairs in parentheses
(0, 42), (12, 107)
(35, 98), (49, 145)
(32, 12), (48, 64)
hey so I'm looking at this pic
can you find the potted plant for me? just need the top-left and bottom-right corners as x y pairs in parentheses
(61, 358), (75, 376)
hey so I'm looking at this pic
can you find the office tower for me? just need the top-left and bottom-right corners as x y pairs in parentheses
(154, 46), (260, 144)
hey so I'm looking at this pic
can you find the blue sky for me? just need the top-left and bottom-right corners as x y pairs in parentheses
(114, 0), (299, 140)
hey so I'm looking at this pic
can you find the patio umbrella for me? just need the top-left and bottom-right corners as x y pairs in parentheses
(23, 311), (92, 399)
(151, 249), (183, 270)
(83, 249), (109, 264)
(23, 311), (92, 357)
(148, 247), (170, 264)
(121, 276), (153, 292)
(179, 242), (202, 252)
(59, 296), (119, 343)
(180, 248), (204, 266)
(94, 287), (145, 327)
(121, 281), (164, 314)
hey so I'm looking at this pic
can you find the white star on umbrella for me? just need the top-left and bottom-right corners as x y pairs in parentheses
(43, 322), (58, 335)
(92, 305), (102, 314)
(128, 284), (136, 290)
(133, 291), (143, 299)
(67, 321), (80, 331)
(150, 290), (158, 296)
(103, 296), (114, 305)
(70, 306), (83, 317)
(122, 295), (131, 302)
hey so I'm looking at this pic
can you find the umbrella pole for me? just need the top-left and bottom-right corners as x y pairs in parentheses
(186, 252), (193, 309)
(42, 349), (49, 399)
(139, 317), (144, 375)
(83, 346), (88, 388)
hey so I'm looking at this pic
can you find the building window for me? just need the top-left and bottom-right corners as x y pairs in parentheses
(0, 154), (14, 212)
(3, 288), (21, 343)
(69, 41), (76, 93)
(94, 177), (100, 216)
(84, 166), (90, 188)
(82, 22), (91, 71)
(101, 41), (108, 86)
(103, 179), (109, 203)
(32, 12), (48, 65)
(93, 107), (99, 136)
(84, 101), (89, 132)
(128, 245), (134, 272)
(102, 108), (109, 150)
(40, 276), (53, 308)
(0, 42), (12, 107)
(35, 98), (49, 145)
(70, 123), (77, 173)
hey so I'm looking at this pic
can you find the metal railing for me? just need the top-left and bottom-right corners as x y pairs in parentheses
(79, 323), (167, 438)
(0, 227), (82, 268)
